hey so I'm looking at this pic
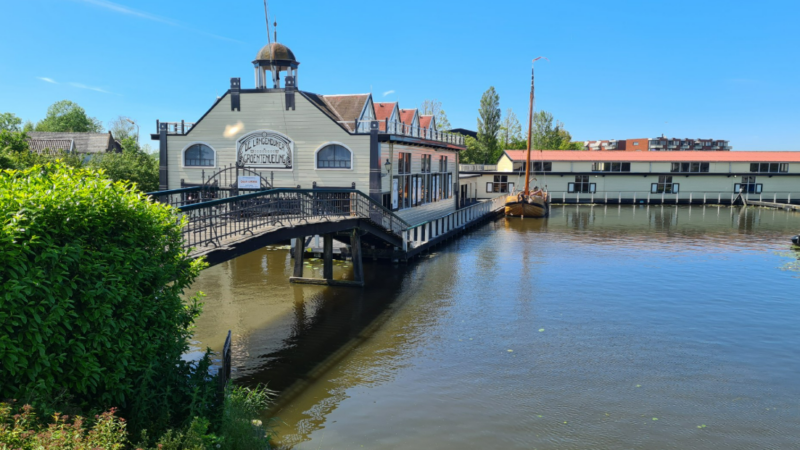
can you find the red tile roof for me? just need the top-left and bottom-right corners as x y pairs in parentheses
(503, 150), (800, 162)
(374, 102), (396, 121)
(399, 109), (417, 125)
(419, 115), (433, 129)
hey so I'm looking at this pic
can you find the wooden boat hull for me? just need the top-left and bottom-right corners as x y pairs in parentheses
(504, 195), (549, 218)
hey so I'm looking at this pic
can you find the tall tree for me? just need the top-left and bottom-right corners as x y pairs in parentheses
(420, 99), (451, 131)
(0, 112), (22, 132)
(108, 116), (137, 141)
(35, 100), (103, 133)
(477, 87), (501, 163)
(498, 108), (523, 149)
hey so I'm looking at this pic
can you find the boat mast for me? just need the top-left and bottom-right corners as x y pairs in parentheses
(524, 57), (548, 195)
(524, 62), (534, 194)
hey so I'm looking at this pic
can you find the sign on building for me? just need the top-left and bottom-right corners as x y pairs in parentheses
(238, 175), (261, 189)
(236, 130), (294, 169)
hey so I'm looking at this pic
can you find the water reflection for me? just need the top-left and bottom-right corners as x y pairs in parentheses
(189, 206), (800, 450)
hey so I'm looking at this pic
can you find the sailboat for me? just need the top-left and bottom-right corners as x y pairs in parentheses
(505, 58), (549, 218)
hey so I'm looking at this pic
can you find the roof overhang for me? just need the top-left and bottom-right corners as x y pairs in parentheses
(377, 134), (465, 151)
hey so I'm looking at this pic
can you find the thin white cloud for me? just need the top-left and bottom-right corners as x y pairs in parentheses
(36, 77), (118, 95)
(73, 0), (243, 43)
(67, 82), (116, 95)
(383, 90), (395, 97)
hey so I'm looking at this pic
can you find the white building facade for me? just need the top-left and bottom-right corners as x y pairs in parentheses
(152, 41), (465, 225)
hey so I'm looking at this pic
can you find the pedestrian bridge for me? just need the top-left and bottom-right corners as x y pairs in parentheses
(147, 187), (505, 286)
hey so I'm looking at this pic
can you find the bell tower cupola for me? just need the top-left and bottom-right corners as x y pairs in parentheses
(253, 40), (299, 89)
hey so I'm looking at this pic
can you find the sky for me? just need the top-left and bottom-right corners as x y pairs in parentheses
(1, 0), (799, 150)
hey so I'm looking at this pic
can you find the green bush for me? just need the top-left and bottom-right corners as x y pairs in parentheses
(87, 137), (160, 192)
(0, 402), (128, 449)
(0, 163), (212, 435)
(217, 385), (275, 450)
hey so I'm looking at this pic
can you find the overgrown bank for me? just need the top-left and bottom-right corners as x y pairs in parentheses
(0, 163), (273, 448)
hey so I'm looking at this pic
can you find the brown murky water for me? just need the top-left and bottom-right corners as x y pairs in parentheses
(189, 205), (800, 449)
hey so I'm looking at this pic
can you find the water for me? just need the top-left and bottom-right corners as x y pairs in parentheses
(188, 205), (800, 449)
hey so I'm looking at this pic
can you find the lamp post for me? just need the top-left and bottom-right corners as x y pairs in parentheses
(124, 117), (139, 143)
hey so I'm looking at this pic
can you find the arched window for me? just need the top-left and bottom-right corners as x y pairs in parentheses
(183, 143), (215, 167)
(316, 144), (352, 169)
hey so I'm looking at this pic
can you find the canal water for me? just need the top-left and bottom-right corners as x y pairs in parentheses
(188, 205), (800, 450)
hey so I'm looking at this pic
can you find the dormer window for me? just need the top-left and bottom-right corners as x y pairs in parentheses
(183, 143), (215, 167)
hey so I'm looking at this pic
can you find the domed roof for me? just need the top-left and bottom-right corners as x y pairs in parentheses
(255, 42), (296, 62)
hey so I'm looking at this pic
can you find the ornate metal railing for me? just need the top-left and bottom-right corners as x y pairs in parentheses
(173, 188), (410, 251)
(145, 186), (212, 208)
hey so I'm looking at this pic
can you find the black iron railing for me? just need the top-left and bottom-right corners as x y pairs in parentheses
(145, 186), (213, 208)
(171, 188), (410, 251)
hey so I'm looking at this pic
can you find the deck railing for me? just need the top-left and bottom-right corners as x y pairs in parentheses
(156, 120), (196, 135)
(459, 164), (498, 172)
(401, 195), (506, 251)
(353, 120), (465, 146)
(548, 191), (800, 205)
(171, 188), (409, 251)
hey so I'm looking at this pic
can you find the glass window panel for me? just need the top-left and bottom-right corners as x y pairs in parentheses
(681, 163), (690, 172)
(622, 162), (631, 172)
(769, 163), (779, 173)
(691, 162), (700, 172)
(701, 163), (709, 172)
(671, 163), (679, 172)
(780, 163), (788, 172)
(611, 162), (621, 172)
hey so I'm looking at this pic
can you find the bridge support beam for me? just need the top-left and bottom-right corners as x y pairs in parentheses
(293, 236), (305, 278)
(323, 234), (333, 281)
(351, 229), (364, 285)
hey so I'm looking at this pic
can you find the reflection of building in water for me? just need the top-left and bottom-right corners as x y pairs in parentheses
(649, 205), (678, 231)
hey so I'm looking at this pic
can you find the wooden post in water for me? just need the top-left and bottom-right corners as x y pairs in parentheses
(323, 234), (333, 281)
(350, 229), (364, 285)
(293, 236), (305, 277)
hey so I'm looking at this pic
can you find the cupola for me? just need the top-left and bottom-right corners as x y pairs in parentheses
(253, 41), (299, 89)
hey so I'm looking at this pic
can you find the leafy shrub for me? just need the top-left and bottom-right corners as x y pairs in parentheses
(0, 402), (128, 449)
(87, 137), (159, 192)
(0, 163), (212, 435)
(217, 386), (275, 450)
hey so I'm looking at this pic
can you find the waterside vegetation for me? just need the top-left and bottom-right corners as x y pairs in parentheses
(0, 163), (274, 448)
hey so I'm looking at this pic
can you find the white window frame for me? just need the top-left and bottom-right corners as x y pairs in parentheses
(181, 142), (217, 168)
(314, 142), (354, 171)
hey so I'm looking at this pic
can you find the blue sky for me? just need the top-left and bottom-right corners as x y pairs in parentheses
(1, 0), (798, 150)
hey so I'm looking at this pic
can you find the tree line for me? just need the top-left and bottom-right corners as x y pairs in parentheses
(0, 101), (159, 192)
(460, 87), (583, 164)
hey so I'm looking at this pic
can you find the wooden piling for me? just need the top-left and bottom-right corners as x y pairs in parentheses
(293, 236), (305, 277)
(323, 234), (333, 281)
(351, 229), (364, 284)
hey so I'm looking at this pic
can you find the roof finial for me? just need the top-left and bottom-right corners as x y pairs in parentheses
(274, 20), (277, 42)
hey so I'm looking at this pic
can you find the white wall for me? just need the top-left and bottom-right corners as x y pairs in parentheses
(166, 92), (371, 192)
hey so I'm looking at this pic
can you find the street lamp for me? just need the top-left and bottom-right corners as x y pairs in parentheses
(124, 117), (139, 142)
(382, 158), (392, 177)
